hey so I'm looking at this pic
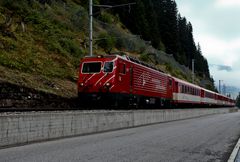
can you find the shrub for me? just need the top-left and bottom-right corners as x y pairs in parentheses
(98, 12), (114, 24)
(58, 38), (83, 57)
(139, 54), (149, 62)
(96, 32), (116, 54)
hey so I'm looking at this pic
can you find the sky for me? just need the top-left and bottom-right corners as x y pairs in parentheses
(175, 0), (240, 90)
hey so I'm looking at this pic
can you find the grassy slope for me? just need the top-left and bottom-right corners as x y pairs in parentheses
(0, 0), (214, 98)
(0, 1), (88, 97)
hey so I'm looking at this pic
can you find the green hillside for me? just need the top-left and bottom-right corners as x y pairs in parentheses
(0, 0), (88, 97)
(0, 0), (216, 98)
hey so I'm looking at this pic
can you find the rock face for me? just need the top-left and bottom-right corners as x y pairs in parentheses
(0, 81), (76, 110)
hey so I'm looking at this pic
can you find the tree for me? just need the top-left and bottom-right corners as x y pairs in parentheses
(177, 15), (189, 65)
(96, 32), (116, 54)
(236, 93), (240, 108)
(91, 0), (213, 84)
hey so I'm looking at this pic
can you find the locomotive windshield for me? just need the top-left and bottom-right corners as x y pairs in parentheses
(82, 62), (101, 73)
(104, 62), (114, 73)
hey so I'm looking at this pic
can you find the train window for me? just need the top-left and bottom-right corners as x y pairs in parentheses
(179, 85), (182, 93)
(82, 62), (101, 73)
(119, 63), (126, 74)
(104, 61), (114, 73)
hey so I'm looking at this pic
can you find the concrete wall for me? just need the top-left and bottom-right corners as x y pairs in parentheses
(0, 108), (238, 148)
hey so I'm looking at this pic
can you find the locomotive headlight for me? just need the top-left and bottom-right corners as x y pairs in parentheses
(80, 83), (84, 87)
(106, 82), (111, 87)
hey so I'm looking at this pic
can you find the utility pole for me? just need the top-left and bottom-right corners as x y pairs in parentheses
(88, 1), (136, 56)
(219, 80), (223, 94)
(223, 84), (226, 95)
(192, 59), (194, 83)
(89, 0), (93, 56)
(219, 80), (221, 94)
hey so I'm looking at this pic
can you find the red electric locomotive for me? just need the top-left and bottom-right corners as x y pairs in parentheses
(77, 54), (235, 108)
(78, 55), (173, 108)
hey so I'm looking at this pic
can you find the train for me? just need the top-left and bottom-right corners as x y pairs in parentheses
(77, 54), (235, 108)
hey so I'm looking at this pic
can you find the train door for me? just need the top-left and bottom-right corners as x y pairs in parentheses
(173, 81), (178, 101)
(174, 81), (178, 93)
(117, 60), (129, 93)
(130, 65), (133, 93)
(165, 77), (173, 107)
(200, 89), (205, 104)
(168, 77), (173, 99)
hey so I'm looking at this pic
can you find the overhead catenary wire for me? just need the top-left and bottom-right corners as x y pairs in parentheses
(89, 2), (136, 56)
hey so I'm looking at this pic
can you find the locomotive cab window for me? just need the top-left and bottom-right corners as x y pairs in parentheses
(104, 61), (114, 73)
(82, 62), (101, 73)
